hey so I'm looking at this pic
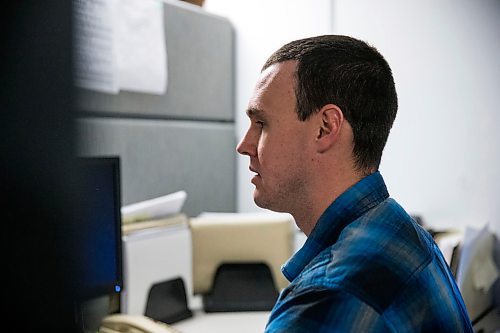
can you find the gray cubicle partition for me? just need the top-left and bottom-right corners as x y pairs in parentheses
(77, 1), (235, 217)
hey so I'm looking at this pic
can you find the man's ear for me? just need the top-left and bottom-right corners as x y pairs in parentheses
(315, 104), (344, 153)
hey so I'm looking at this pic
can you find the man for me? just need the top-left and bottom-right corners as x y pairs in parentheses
(237, 35), (473, 332)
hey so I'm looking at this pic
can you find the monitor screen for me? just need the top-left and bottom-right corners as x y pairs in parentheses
(76, 156), (123, 301)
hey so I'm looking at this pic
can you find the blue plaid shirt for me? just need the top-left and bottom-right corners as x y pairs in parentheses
(265, 172), (473, 332)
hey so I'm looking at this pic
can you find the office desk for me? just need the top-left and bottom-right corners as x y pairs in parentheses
(473, 307), (500, 333)
(171, 309), (269, 333)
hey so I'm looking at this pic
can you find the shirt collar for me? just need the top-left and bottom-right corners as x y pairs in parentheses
(281, 171), (389, 282)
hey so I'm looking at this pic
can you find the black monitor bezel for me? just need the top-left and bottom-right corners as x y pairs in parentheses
(77, 156), (123, 301)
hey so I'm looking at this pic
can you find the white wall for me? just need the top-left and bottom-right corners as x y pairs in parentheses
(332, 0), (500, 234)
(204, 0), (500, 235)
(203, 0), (333, 213)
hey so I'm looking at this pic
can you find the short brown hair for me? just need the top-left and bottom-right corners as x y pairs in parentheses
(263, 35), (398, 172)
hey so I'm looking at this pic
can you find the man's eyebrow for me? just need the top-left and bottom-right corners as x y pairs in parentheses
(246, 107), (265, 118)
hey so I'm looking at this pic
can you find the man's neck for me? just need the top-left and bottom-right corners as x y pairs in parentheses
(293, 169), (369, 236)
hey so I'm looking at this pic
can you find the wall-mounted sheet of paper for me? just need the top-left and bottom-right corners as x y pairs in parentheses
(74, 0), (119, 94)
(114, 0), (167, 95)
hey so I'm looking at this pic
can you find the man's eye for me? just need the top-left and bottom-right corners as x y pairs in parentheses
(256, 121), (264, 128)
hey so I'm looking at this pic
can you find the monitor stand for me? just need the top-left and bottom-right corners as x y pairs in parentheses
(76, 295), (114, 333)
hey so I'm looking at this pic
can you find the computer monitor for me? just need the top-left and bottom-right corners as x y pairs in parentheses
(76, 156), (123, 302)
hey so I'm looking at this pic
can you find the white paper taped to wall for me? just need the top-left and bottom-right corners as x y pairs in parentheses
(74, 0), (167, 95)
(114, 0), (167, 95)
(74, 0), (119, 94)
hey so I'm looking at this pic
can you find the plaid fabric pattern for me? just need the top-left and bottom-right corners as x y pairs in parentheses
(265, 172), (473, 333)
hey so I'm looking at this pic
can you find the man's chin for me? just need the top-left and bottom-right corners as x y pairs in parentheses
(253, 192), (284, 213)
(253, 191), (269, 209)
(253, 193), (265, 208)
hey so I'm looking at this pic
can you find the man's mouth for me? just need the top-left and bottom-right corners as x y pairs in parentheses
(249, 167), (260, 177)
(249, 167), (261, 184)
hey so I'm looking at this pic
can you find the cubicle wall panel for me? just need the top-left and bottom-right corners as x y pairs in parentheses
(76, 0), (234, 121)
(78, 117), (236, 217)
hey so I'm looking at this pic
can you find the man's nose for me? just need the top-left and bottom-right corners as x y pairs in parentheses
(236, 129), (257, 157)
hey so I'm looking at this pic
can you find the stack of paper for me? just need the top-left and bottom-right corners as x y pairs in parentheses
(121, 190), (187, 224)
(456, 223), (499, 321)
(122, 213), (188, 235)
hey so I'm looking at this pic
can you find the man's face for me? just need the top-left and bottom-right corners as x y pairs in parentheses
(237, 61), (316, 212)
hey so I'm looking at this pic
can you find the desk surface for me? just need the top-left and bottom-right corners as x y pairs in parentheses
(171, 307), (500, 333)
(472, 307), (500, 333)
(171, 310), (269, 333)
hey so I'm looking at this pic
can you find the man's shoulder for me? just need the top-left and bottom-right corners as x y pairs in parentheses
(298, 198), (435, 312)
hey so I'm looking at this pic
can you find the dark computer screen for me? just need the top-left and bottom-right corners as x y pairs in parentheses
(76, 156), (123, 301)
